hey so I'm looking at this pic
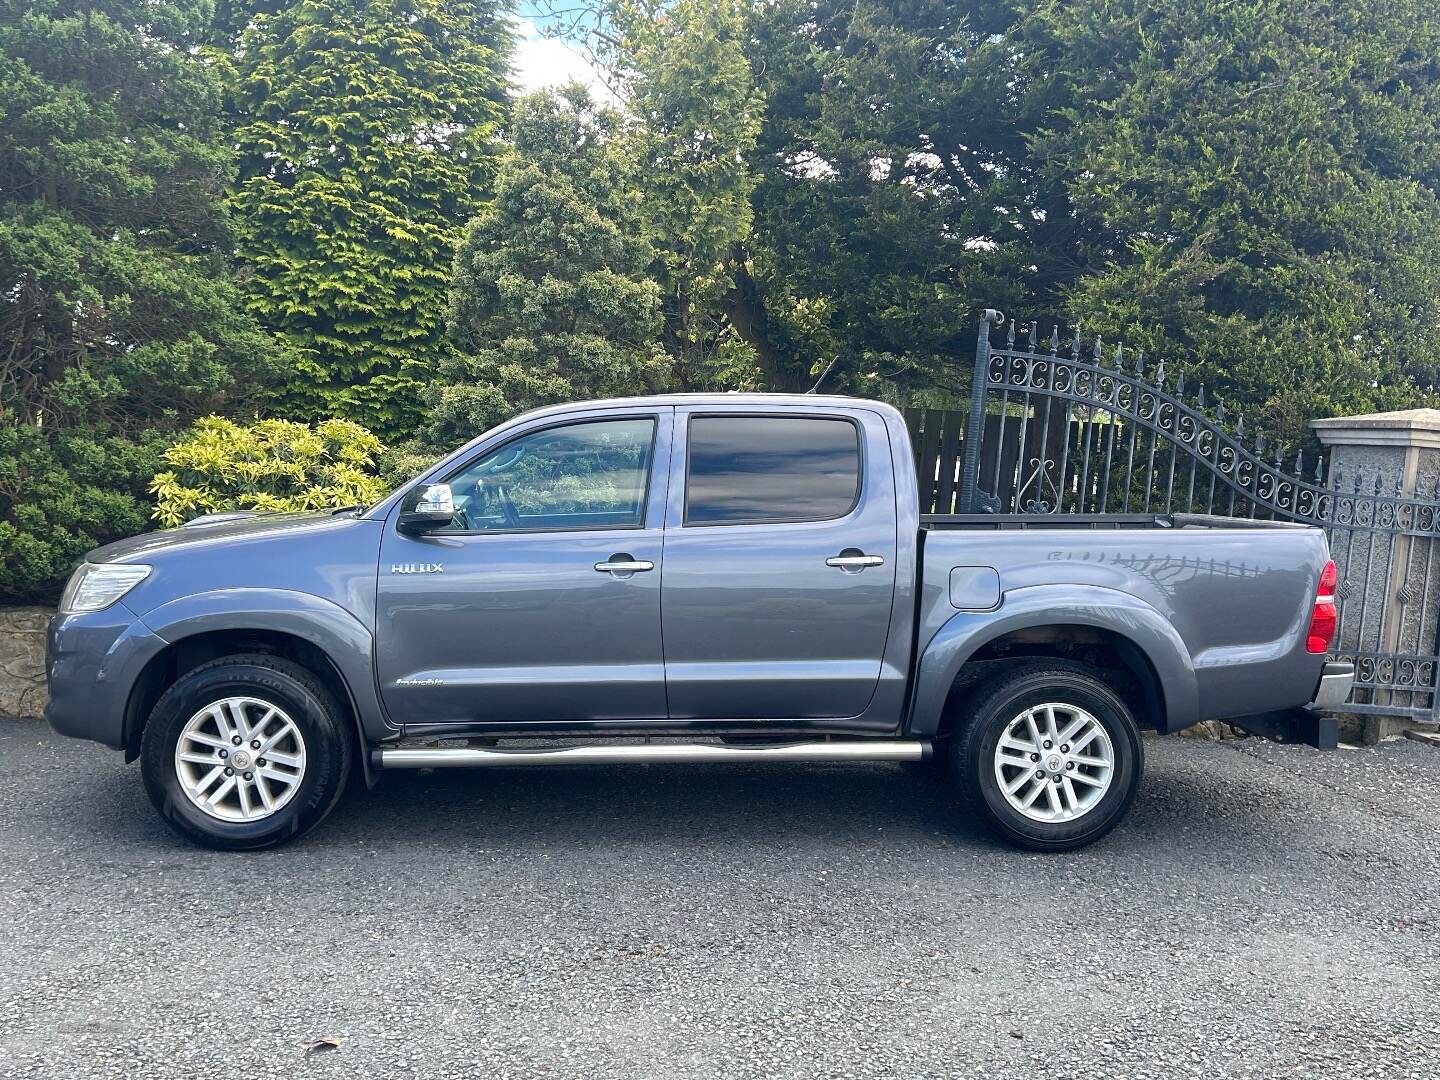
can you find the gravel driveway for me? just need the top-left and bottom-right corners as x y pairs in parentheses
(2, 719), (1439, 1079)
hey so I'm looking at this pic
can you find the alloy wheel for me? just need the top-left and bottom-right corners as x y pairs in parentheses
(173, 696), (307, 823)
(992, 702), (1114, 822)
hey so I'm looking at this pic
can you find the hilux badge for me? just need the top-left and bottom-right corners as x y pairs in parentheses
(391, 563), (444, 574)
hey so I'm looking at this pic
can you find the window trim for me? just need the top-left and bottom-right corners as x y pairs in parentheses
(429, 415), (661, 537)
(681, 412), (864, 528)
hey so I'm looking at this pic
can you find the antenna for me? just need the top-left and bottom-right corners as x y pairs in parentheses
(806, 357), (838, 394)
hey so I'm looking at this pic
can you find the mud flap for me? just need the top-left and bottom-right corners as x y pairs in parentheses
(1232, 708), (1339, 750)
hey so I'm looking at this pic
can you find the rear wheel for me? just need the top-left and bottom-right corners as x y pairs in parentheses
(141, 654), (353, 850)
(951, 661), (1142, 851)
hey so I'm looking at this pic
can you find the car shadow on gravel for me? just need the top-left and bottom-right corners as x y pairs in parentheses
(302, 753), (1281, 858)
(34, 731), (1295, 859)
(329, 762), (992, 850)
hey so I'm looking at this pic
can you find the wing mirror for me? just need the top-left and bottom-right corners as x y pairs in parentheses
(397, 483), (455, 535)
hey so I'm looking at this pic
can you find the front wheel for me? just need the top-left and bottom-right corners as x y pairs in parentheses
(951, 661), (1143, 851)
(141, 654), (353, 850)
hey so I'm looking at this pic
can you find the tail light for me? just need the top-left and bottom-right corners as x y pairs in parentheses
(1307, 560), (1338, 653)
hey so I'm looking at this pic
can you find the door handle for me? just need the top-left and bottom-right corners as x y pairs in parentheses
(595, 556), (655, 574)
(826, 554), (885, 569)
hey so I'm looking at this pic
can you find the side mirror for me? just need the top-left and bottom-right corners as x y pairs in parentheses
(397, 483), (455, 535)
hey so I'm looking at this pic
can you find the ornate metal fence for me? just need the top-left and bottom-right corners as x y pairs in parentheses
(904, 308), (1440, 721)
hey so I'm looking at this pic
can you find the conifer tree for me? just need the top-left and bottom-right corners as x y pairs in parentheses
(228, 0), (512, 436)
(431, 88), (668, 445)
(0, 0), (276, 599)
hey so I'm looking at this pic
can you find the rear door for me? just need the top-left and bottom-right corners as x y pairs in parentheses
(376, 408), (673, 728)
(659, 405), (899, 720)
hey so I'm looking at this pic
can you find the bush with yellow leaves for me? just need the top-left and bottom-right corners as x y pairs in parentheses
(149, 417), (390, 529)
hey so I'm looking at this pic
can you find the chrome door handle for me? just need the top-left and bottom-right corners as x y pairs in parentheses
(595, 559), (655, 574)
(826, 554), (885, 569)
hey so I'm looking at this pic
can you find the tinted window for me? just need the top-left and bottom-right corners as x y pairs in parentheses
(685, 416), (861, 525)
(442, 417), (655, 532)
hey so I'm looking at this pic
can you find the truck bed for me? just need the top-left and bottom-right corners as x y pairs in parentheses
(915, 512), (1330, 729)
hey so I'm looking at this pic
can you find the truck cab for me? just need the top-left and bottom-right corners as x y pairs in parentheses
(375, 398), (909, 732)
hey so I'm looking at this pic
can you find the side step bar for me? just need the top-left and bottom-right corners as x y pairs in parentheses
(376, 740), (929, 769)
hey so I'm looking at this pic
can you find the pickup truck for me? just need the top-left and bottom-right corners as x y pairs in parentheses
(47, 394), (1353, 851)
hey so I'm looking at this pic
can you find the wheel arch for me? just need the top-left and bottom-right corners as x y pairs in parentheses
(126, 591), (389, 787)
(907, 585), (1198, 738)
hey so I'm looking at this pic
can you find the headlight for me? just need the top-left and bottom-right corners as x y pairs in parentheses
(60, 563), (152, 613)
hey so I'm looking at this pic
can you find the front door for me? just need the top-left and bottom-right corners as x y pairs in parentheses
(660, 406), (899, 720)
(376, 410), (672, 728)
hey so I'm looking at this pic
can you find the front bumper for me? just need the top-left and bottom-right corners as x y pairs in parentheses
(45, 606), (165, 749)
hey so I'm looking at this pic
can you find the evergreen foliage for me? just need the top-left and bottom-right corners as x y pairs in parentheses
(9, 0), (1440, 601)
(430, 88), (668, 445)
(226, 0), (511, 436)
(0, 0), (278, 601)
(612, 0), (766, 390)
(737, 0), (1060, 401)
(1030, 0), (1440, 442)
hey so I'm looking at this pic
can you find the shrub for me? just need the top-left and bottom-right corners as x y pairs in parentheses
(227, 0), (512, 438)
(0, 427), (165, 602)
(377, 443), (443, 490)
(432, 89), (669, 446)
(149, 417), (390, 529)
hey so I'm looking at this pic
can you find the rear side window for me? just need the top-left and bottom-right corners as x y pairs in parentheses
(685, 416), (861, 525)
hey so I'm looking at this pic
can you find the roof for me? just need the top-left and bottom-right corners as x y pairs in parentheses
(362, 392), (902, 519)
(548, 391), (879, 408)
(503, 392), (898, 425)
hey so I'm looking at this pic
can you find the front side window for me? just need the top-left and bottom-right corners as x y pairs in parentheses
(685, 415), (861, 525)
(441, 417), (656, 532)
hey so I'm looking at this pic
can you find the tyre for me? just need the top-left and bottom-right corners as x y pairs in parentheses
(141, 654), (353, 850)
(951, 661), (1143, 851)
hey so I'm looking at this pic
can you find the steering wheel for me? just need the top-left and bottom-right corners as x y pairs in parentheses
(493, 481), (521, 529)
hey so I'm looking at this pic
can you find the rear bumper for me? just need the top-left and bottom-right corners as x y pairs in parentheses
(1310, 661), (1355, 710)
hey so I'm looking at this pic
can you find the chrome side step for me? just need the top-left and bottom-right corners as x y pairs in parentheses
(377, 740), (929, 769)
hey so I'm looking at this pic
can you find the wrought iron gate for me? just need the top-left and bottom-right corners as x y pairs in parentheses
(904, 308), (1440, 721)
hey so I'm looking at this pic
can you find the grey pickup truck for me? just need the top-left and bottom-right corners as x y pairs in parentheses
(47, 394), (1352, 851)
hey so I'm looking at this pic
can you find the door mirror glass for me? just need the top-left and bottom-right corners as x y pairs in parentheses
(397, 483), (455, 534)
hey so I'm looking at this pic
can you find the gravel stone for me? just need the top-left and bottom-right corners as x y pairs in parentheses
(2, 719), (1439, 1078)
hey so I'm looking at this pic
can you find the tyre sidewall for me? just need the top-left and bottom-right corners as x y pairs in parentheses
(142, 660), (348, 850)
(961, 669), (1142, 849)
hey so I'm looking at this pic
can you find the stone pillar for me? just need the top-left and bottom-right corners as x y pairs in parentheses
(0, 607), (50, 719)
(1312, 409), (1440, 734)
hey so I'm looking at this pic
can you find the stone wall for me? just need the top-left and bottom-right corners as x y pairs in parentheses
(0, 607), (50, 718)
